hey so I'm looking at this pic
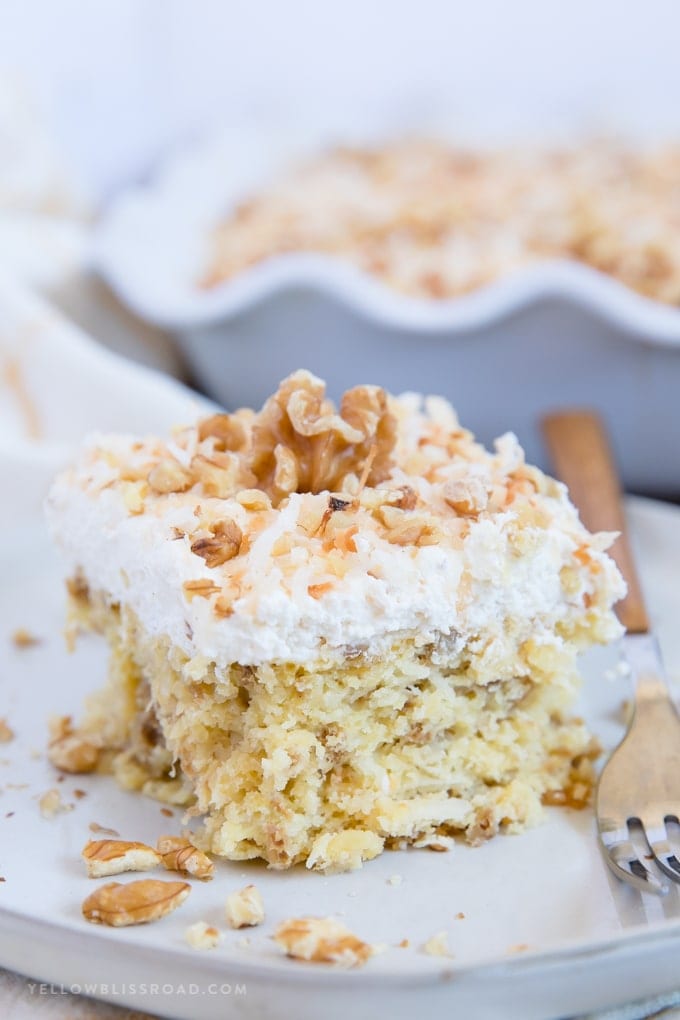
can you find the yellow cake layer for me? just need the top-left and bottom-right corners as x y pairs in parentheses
(69, 587), (600, 872)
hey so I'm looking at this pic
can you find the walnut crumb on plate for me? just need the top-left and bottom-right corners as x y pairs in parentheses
(11, 628), (40, 648)
(82, 839), (161, 878)
(0, 719), (14, 743)
(89, 821), (120, 837)
(273, 917), (374, 967)
(82, 879), (190, 927)
(157, 835), (214, 880)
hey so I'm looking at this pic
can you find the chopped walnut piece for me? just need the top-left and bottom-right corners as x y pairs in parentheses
(423, 931), (452, 957)
(378, 506), (439, 547)
(66, 574), (89, 602)
(273, 443), (299, 495)
(0, 719), (14, 743)
(47, 717), (100, 774)
(214, 595), (235, 617)
(443, 478), (488, 516)
(340, 384), (397, 483)
(157, 836), (214, 880)
(328, 524), (358, 554)
(185, 921), (221, 949)
(191, 519), (242, 567)
(191, 453), (241, 499)
(287, 382), (362, 442)
(274, 916), (373, 967)
(82, 879), (190, 927)
(235, 488), (272, 510)
(11, 628), (40, 648)
(541, 789), (568, 807)
(121, 481), (147, 515)
(356, 444), (378, 494)
(147, 459), (193, 494)
(89, 822), (120, 837)
(39, 788), (73, 818)
(395, 485), (418, 510)
(183, 579), (221, 601)
(119, 462), (153, 483)
(198, 413), (248, 451)
(542, 774), (593, 809)
(225, 884), (265, 928)
(82, 839), (162, 878)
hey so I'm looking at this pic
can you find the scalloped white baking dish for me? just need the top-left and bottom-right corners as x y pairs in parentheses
(92, 135), (680, 494)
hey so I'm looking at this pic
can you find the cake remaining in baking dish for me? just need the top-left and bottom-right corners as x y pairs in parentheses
(46, 371), (624, 871)
(201, 140), (680, 305)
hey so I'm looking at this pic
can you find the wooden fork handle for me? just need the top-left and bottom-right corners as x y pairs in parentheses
(541, 410), (649, 634)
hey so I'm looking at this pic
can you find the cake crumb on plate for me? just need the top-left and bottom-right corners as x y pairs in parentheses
(225, 884), (265, 928)
(423, 931), (452, 957)
(39, 788), (72, 819)
(274, 917), (374, 967)
(185, 921), (220, 950)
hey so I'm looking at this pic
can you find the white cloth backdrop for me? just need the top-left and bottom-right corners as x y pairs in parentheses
(2, 0), (680, 202)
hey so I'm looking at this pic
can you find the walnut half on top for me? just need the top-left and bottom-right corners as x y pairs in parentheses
(204, 370), (398, 504)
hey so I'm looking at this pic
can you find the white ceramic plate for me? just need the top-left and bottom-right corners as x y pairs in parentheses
(3, 277), (680, 1020)
(2, 495), (680, 1020)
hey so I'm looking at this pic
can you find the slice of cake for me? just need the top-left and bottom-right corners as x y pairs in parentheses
(46, 371), (624, 872)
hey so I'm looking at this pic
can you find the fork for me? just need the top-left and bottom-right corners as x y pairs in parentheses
(543, 410), (680, 896)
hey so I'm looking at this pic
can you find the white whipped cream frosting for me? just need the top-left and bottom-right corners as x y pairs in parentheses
(45, 402), (625, 669)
